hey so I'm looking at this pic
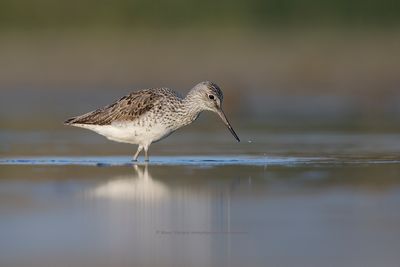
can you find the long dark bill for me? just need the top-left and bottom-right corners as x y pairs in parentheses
(216, 109), (240, 142)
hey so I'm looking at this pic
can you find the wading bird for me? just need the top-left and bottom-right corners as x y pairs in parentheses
(64, 81), (240, 161)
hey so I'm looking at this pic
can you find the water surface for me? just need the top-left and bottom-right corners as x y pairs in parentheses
(1, 153), (400, 267)
(2, 102), (400, 267)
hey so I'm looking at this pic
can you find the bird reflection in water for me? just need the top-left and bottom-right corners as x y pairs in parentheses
(82, 165), (241, 267)
(88, 164), (168, 201)
(85, 164), (233, 234)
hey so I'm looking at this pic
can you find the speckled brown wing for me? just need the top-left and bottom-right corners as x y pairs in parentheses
(64, 89), (163, 125)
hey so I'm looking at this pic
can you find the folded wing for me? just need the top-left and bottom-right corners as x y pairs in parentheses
(64, 89), (163, 125)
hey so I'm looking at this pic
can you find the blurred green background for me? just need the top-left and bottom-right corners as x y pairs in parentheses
(1, 0), (400, 133)
(2, 4), (400, 267)
(1, 0), (399, 29)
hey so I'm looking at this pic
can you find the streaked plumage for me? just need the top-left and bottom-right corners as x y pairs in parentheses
(64, 81), (240, 161)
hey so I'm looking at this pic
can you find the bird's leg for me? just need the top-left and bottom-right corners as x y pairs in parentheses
(133, 145), (143, 161)
(144, 146), (149, 162)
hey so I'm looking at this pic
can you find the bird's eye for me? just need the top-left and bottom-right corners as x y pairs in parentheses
(208, 95), (215, 100)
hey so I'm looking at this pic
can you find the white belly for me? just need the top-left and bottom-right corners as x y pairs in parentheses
(73, 122), (172, 145)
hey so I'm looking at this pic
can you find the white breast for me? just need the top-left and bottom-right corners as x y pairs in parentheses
(73, 122), (172, 145)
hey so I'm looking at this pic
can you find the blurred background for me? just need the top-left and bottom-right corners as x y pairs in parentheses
(1, 0), (400, 155)
(2, 3), (400, 267)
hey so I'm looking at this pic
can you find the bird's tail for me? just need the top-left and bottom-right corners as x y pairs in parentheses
(64, 116), (78, 125)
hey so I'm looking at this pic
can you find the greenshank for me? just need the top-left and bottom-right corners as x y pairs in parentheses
(64, 81), (240, 161)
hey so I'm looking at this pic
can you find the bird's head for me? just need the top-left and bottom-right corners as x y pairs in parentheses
(190, 81), (240, 142)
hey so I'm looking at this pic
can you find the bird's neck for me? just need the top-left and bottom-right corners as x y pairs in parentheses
(177, 91), (204, 126)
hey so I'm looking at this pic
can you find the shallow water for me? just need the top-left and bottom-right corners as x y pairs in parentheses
(2, 97), (400, 267)
(1, 153), (400, 267)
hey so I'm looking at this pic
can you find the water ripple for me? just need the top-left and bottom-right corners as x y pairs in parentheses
(1, 155), (399, 167)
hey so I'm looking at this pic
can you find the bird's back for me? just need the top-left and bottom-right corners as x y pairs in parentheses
(64, 87), (181, 126)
